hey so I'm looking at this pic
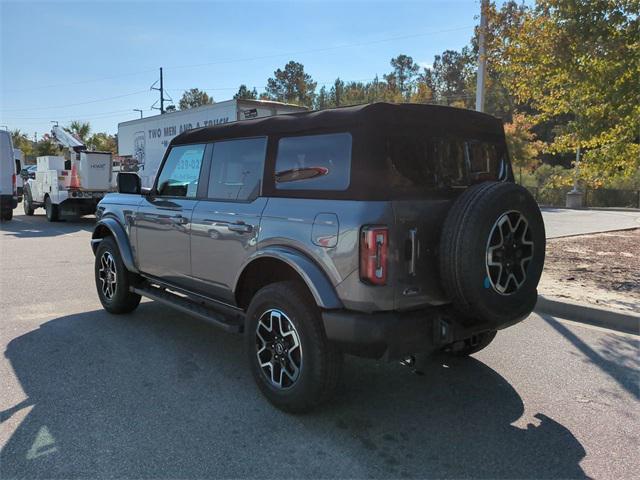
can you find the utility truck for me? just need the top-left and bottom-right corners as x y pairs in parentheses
(23, 126), (112, 221)
(0, 129), (18, 221)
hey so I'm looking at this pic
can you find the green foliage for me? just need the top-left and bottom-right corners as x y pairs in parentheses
(234, 84), (258, 100)
(420, 49), (473, 107)
(87, 132), (117, 153)
(179, 88), (213, 110)
(504, 113), (543, 181)
(11, 129), (33, 156)
(384, 54), (420, 100)
(502, 0), (640, 181)
(264, 61), (316, 107)
(66, 121), (91, 143)
(36, 134), (61, 156)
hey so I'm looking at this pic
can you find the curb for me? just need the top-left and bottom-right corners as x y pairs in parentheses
(535, 296), (640, 335)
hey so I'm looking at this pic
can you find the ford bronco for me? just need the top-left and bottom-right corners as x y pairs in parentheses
(92, 103), (545, 412)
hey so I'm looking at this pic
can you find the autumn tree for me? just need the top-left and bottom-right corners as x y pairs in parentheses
(264, 61), (317, 107)
(503, 0), (640, 182)
(179, 88), (213, 110)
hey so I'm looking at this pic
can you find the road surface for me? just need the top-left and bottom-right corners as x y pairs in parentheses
(1, 213), (638, 479)
(542, 207), (640, 238)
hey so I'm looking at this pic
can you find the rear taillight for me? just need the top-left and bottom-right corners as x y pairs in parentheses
(360, 226), (388, 285)
(11, 174), (16, 195)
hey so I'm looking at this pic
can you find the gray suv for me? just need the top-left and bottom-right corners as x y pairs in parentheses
(92, 103), (545, 412)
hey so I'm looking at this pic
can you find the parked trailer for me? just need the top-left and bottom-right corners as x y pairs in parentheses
(117, 99), (306, 187)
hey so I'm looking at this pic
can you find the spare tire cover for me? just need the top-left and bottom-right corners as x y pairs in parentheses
(439, 181), (545, 326)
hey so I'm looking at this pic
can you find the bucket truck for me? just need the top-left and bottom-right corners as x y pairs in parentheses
(23, 126), (113, 221)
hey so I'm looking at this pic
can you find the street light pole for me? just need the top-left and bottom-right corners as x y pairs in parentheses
(476, 0), (489, 113)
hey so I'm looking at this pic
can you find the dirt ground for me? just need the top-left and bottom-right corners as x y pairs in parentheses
(539, 228), (640, 313)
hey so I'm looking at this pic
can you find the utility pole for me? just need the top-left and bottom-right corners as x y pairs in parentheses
(476, 0), (488, 113)
(133, 109), (143, 119)
(151, 67), (170, 114)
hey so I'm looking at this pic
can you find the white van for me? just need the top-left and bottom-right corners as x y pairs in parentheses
(0, 130), (18, 221)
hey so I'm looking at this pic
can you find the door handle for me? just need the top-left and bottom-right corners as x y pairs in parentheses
(228, 222), (253, 233)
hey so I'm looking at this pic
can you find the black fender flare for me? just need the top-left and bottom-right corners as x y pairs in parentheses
(234, 246), (343, 310)
(91, 217), (138, 274)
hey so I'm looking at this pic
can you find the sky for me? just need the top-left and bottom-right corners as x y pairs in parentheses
(0, 0), (526, 137)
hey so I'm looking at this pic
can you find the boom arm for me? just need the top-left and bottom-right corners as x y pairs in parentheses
(51, 126), (85, 152)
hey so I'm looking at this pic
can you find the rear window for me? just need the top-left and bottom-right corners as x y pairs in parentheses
(386, 136), (505, 193)
(275, 133), (352, 191)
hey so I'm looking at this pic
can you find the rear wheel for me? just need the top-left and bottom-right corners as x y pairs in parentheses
(245, 281), (343, 413)
(23, 188), (34, 216)
(1, 208), (12, 221)
(45, 196), (59, 222)
(94, 236), (141, 314)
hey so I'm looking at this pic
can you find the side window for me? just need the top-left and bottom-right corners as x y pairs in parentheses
(156, 144), (205, 197)
(275, 133), (352, 191)
(385, 135), (438, 189)
(208, 137), (267, 201)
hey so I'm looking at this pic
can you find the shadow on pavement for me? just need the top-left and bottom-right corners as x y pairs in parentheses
(2, 305), (587, 479)
(0, 214), (95, 238)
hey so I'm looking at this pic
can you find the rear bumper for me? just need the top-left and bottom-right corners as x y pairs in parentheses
(0, 194), (18, 211)
(322, 306), (526, 360)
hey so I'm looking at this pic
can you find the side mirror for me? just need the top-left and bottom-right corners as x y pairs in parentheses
(117, 172), (141, 194)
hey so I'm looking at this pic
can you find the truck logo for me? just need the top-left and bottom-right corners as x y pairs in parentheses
(91, 163), (107, 169)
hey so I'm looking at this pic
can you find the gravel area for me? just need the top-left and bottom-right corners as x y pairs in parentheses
(539, 228), (640, 313)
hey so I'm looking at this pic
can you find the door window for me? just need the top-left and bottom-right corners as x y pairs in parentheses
(156, 144), (206, 197)
(208, 137), (267, 201)
(275, 133), (352, 191)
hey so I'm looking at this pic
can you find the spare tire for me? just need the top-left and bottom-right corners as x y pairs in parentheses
(439, 181), (545, 326)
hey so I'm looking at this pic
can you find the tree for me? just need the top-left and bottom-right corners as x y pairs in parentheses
(66, 121), (91, 143)
(419, 49), (471, 106)
(36, 134), (60, 156)
(179, 88), (213, 110)
(384, 54), (420, 100)
(503, 0), (640, 182)
(87, 132), (117, 154)
(11, 129), (33, 156)
(264, 61), (317, 107)
(504, 113), (543, 183)
(165, 105), (177, 112)
(234, 84), (258, 100)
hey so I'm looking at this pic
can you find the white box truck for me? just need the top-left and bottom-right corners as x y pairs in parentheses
(0, 129), (18, 221)
(117, 99), (306, 187)
(23, 127), (113, 221)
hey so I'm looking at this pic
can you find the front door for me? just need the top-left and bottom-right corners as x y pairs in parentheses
(190, 137), (268, 303)
(135, 143), (207, 285)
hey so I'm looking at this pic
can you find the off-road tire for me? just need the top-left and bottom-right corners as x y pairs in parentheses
(95, 236), (141, 314)
(45, 196), (59, 222)
(23, 188), (34, 216)
(245, 281), (343, 413)
(448, 330), (497, 356)
(439, 181), (545, 326)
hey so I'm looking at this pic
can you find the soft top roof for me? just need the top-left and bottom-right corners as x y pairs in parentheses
(171, 102), (505, 146)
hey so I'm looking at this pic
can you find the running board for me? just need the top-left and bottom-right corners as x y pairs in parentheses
(131, 285), (242, 333)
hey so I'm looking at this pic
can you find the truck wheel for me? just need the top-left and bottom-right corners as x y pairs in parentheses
(440, 182), (545, 326)
(446, 330), (497, 356)
(45, 196), (59, 222)
(23, 189), (35, 216)
(1, 209), (12, 221)
(245, 281), (343, 413)
(94, 236), (141, 314)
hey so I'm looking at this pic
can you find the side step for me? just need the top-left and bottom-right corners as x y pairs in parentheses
(131, 285), (242, 333)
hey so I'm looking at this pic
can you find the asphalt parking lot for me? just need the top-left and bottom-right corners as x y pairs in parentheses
(1, 212), (638, 479)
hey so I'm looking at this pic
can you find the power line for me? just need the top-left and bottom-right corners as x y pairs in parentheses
(0, 90), (150, 113)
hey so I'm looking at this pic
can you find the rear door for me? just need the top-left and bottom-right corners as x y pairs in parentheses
(189, 137), (268, 303)
(388, 135), (506, 310)
(135, 143), (207, 284)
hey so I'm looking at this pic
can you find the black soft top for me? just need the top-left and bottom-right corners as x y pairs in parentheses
(172, 102), (505, 146)
(170, 102), (508, 200)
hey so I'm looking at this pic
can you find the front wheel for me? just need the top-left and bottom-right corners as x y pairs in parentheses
(94, 237), (141, 314)
(245, 281), (343, 413)
(23, 189), (34, 216)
